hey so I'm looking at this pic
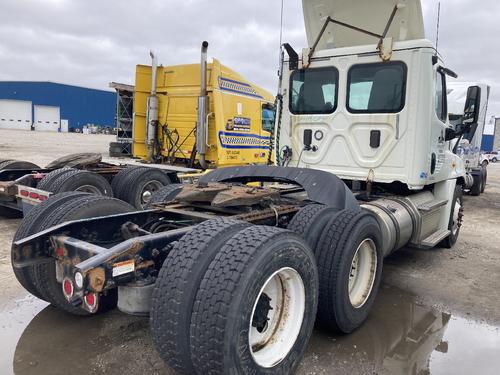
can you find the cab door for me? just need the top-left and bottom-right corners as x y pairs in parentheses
(429, 68), (449, 179)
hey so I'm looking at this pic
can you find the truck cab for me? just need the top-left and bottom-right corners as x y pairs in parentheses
(274, 0), (481, 249)
(277, 0), (465, 190)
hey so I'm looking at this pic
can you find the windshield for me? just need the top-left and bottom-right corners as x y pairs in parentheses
(289, 67), (338, 115)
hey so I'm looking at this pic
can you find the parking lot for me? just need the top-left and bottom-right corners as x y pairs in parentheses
(0, 129), (499, 374)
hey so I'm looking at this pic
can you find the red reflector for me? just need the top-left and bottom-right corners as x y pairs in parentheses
(62, 278), (73, 298)
(56, 247), (65, 257)
(20, 190), (29, 197)
(38, 195), (48, 201)
(29, 192), (39, 199)
(85, 293), (96, 307)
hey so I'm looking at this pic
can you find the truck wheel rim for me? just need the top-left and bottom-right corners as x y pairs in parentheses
(348, 239), (377, 308)
(249, 267), (305, 368)
(75, 185), (102, 195)
(451, 198), (462, 236)
(141, 180), (163, 205)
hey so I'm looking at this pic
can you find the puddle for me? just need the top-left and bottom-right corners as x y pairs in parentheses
(0, 295), (48, 375)
(0, 285), (499, 374)
(298, 285), (500, 374)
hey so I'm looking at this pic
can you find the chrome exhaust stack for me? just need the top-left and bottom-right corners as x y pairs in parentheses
(146, 50), (159, 162)
(196, 41), (209, 169)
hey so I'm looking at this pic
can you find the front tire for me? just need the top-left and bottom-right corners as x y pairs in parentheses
(481, 166), (487, 193)
(189, 226), (318, 375)
(440, 184), (463, 248)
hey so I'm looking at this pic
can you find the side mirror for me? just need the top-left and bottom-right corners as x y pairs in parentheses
(444, 127), (456, 142)
(462, 86), (481, 126)
(283, 43), (298, 70)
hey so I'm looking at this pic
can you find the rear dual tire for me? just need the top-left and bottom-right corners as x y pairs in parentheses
(288, 205), (383, 334)
(112, 167), (172, 209)
(12, 191), (90, 300)
(151, 218), (252, 374)
(12, 193), (134, 314)
(37, 168), (113, 196)
(0, 160), (40, 171)
(0, 159), (40, 181)
(315, 210), (383, 333)
(151, 224), (318, 375)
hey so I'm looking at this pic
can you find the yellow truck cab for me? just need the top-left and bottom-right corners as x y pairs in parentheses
(132, 43), (274, 169)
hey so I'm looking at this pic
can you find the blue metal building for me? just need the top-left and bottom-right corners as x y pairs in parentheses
(0, 81), (115, 131)
(482, 134), (494, 152)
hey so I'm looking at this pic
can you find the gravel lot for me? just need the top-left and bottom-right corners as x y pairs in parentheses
(0, 129), (499, 374)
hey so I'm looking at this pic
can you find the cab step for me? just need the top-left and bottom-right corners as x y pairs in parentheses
(421, 229), (450, 248)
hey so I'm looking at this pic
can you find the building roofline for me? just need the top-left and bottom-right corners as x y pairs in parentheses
(109, 82), (135, 93)
(0, 80), (115, 93)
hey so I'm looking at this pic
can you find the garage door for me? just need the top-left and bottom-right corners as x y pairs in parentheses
(34, 105), (60, 132)
(0, 100), (32, 130)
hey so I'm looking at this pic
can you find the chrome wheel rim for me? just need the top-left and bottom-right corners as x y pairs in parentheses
(140, 180), (163, 206)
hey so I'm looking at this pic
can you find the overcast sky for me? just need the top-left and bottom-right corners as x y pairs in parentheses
(0, 0), (498, 133)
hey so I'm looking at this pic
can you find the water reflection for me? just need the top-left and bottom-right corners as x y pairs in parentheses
(9, 285), (500, 374)
(298, 285), (500, 374)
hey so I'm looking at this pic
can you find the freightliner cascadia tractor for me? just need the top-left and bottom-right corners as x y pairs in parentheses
(10, 1), (480, 374)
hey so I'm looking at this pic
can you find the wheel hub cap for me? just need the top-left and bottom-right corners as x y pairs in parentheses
(252, 293), (273, 333)
(348, 238), (377, 309)
(141, 180), (163, 205)
(249, 267), (305, 368)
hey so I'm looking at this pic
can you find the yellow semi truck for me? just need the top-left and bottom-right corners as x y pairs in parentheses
(132, 41), (275, 169)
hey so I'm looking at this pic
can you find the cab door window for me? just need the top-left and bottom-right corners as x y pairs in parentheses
(435, 71), (447, 122)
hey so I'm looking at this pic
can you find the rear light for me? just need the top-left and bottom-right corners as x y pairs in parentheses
(56, 247), (65, 257)
(20, 190), (29, 197)
(29, 192), (39, 199)
(62, 277), (74, 299)
(84, 292), (98, 312)
(38, 195), (48, 201)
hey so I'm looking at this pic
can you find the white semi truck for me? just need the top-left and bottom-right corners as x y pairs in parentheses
(448, 82), (490, 195)
(10, 1), (480, 374)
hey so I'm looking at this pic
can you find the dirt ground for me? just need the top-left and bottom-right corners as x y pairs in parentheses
(0, 129), (499, 375)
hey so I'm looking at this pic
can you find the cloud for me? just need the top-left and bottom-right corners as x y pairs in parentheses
(0, 0), (498, 122)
